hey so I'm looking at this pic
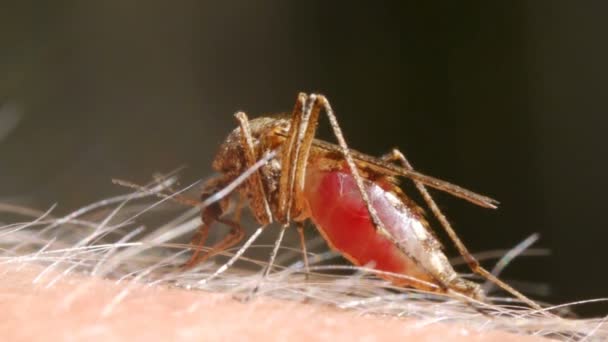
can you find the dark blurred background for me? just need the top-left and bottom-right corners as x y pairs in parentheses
(1, 2), (607, 317)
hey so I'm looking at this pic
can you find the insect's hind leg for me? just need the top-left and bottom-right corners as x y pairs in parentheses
(381, 148), (543, 311)
(296, 221), (310, 276)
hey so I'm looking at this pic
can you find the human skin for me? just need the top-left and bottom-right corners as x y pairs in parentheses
(0, 264), (547, 341)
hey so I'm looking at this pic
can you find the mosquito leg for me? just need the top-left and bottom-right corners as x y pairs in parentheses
(235, 111), (306, 293)
(204, 217), (246, 260)
(182, 201), (221, 269)
(200, 226), (265, 285)
(296, 222), (310, 277)
(183, 206), (245, 269)
(182, 176), (237, 269)
(232, 191), (246, 223)
(245, 221), (309, 303)
(277, 93), (307, 223)
(271, 93), (323, 283)
(218, 197), (248, 258)
(251, 95), (305, 288)
(264, 223), (288, 278)
(234, 112), (273, 225)
(381, 148), (543, 311)
(183, 224), (211, 269)
(240, 222), (287, 302)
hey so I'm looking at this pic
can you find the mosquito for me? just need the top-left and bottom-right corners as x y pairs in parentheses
(181, 92), (541, 310)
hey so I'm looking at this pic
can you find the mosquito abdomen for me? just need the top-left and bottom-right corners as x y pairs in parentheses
(302, 169), (441, 287)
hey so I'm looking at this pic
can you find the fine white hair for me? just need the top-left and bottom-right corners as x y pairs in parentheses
(1, 171), (606, 341)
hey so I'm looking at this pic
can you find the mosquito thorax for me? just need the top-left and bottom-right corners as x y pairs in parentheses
(212, 116), (290, 177)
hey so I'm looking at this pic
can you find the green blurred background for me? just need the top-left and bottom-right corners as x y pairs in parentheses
(1, 2), (607, 316)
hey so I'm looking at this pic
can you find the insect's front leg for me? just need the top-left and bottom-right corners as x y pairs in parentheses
(273, 93), (326, 277)
(234, 112), (273, 225)
(276, 92), (307, 223)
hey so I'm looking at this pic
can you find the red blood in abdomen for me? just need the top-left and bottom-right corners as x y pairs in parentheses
(303, 169), (415, 276)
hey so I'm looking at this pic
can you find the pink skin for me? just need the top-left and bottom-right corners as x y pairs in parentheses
(2, 264), (542, 341)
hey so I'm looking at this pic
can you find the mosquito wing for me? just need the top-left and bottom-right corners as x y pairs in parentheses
(310, 139), (499, 209)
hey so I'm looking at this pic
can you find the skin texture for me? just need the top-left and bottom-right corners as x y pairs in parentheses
(0, 264), (548, 341)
